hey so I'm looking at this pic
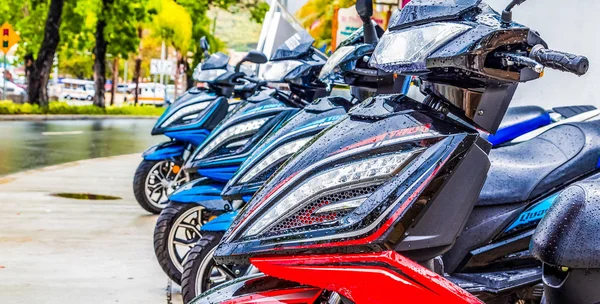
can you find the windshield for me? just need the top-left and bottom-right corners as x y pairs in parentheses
(270, 31), (316, 61)
(201, 52), (230, 70)
(389, 0), (481, 29)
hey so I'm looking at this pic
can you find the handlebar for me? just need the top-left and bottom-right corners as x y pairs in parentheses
(530, 45), (589, 76)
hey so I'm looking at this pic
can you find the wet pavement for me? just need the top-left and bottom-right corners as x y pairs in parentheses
(0, 119), (164, 176)
(0, 154), (182, 304)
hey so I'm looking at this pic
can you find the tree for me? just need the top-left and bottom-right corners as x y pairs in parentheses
(94, 0), (155, 107)
(296, 0), (356, 51)
(26, 0), (65, 106)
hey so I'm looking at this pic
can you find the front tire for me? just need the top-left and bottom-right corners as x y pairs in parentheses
(181, 232), (224, 303)
(181, 232), (252, 303)
(154, 202), (207, 284)
(133, 159), (188, 214)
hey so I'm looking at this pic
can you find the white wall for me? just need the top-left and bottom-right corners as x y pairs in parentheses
(484, 0), (600, 108)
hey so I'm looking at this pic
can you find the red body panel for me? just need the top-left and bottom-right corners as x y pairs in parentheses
(251, 251), (482, 304)
(221, 287), (322, 304)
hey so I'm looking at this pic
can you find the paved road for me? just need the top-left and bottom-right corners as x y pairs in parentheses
(0, 119), (163, 176)
(0, 154), (182, 304)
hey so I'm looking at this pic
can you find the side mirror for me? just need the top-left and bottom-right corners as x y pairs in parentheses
(355, 0), (378, 45)
(356, 0), (373, 22)
(199, 37), (210, 57)
(235, 50), (268, 72)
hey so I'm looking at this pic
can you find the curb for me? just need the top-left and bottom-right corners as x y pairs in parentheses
(0, 115), (158, 121)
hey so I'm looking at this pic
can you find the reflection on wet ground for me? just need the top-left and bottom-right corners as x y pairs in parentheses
(0, 119), (164, 175)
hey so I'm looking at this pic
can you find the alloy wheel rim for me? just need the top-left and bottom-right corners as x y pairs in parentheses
(145, 161), (189, 209)
(195, 247), (234, 294)
(167, 206), (205, 272)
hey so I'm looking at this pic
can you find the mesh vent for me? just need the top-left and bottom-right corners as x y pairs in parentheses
(252, 161), (284, 183)
(269, 185), (379, 234)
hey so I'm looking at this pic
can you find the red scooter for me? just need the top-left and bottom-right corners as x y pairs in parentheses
(192, 0), (592, 303)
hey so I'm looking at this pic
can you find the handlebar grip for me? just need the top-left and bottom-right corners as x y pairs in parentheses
(530, 45), (589, 76)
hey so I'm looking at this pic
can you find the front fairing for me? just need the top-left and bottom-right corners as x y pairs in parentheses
(214, 94), (483, 265)
(152, 90), (227, 135)
(190, 274), (321, 304)
(184, 89), (298, 174)
(221, 96), (352, 201)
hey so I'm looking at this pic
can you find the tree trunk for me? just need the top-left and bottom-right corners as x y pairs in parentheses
(93, 0), (110, 108)
(27, 0), (65, 106)
(133, 27), (143, 105)
(110, 56), (118, 106)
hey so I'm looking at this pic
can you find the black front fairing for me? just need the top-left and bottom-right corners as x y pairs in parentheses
(214, 94), (487, 264)
(221, 96), (353, 201)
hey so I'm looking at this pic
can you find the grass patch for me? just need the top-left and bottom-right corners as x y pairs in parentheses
(0, 100), (165, 116)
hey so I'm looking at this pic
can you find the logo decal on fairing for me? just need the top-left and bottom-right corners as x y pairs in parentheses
(332, 124), (433, 155)
(504, 193), (559, 232)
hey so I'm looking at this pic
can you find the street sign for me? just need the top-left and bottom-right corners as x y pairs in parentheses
(150, 59), (176, 75)
(0, 23), (19, 55)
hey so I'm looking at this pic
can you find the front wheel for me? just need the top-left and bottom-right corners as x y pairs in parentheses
(154, 202), (208, 284)
(181, 232), (250, 303)
(133, 159), (188, 214)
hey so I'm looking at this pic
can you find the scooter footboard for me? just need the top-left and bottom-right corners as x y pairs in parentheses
(190, 274), (324, 304)
(250, 251), (483, 304)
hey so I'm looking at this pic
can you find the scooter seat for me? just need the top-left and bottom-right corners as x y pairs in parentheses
(488, 106), (551, 146)
(477, 120), (600, 206)
(531, 177), (600, 268)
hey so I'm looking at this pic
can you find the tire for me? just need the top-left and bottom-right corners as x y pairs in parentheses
(154, 202), (206, 285)
(181, 232), (224, 303)
(133, 159), (187, 214)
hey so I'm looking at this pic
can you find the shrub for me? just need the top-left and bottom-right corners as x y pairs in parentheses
(0, 101), (164, 116)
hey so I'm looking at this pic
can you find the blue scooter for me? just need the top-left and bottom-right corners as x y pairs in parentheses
(152, 31), (329, 284)
(133, 38), (266, 214)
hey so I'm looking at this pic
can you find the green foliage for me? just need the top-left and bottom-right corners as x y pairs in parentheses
(153, 0), (192, 52)
(0, 100), (164, 116)
(296, 0), (357, 51)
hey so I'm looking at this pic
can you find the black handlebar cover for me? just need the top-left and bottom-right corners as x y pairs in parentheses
(530, 45), (589, 76)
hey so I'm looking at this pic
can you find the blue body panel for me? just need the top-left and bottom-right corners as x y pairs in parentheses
(197, 166), (240, 182)
(202, 211), (240, 232)
(488, 112), (552, 146)
(169, 178), (228, 208)
(143, 141), (189, 161)
(164, 129), (210, 146)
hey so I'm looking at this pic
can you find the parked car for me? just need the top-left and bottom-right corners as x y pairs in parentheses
(60, 79), (95, 101)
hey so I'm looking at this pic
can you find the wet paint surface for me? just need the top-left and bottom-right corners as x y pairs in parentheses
(0, 119), (164, 175)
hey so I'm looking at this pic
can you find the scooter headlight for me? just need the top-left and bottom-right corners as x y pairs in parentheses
(194, 68), (228, 83)
(194, 117), (270, 160)
(370, 22), (471, 73)
(239, 137), (312, 184)
(244, 151), (417, 237)
(262, 60), (303, 83)
(160, 102), (210, 128)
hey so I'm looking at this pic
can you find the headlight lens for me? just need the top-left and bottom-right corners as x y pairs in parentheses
(194, 117), (270, 160)
(244, 151), (416, 237)
(194, 68), (228, 82)
(262, 60), (303, 82)
(319, 46), (356, 83)
(239, 137), (312, 183)
(369, 23), (471, 73)
(160, 102), (210, 128)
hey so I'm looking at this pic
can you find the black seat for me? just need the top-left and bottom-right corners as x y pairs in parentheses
(477, 120), (600, 206)
(531, 177), (600, 268)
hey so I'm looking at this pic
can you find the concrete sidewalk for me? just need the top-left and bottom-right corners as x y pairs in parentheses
(0, 154), (182, 303)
